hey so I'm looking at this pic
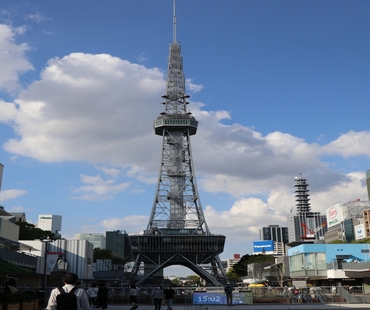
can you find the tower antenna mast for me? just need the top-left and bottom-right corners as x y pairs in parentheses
(173, 0), (176, 43)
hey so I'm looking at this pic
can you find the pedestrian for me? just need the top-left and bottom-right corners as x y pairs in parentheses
(152, 285), (164, 310)
(86, 284), (99, 308)
(97, 282), (108, 310)
(129, 283), (138, 310)
(46, 272), (90, 310)
(4, 279), (18, 294)
(331, 285), (336, 296)
(163, 285), (175, 310)
(224, 282), (233, 306)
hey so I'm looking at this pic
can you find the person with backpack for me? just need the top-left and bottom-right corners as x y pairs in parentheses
(46, 272), (90, 310)
(224, 282), (233, 306)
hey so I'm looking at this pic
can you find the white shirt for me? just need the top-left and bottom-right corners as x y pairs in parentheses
(46, 284), (90, 310)
(86, 287), (98, 298)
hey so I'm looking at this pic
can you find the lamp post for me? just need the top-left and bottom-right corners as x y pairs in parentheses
(41, 238), (53, 307)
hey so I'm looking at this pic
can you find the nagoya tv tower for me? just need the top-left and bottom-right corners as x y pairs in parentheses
(130, 1), (227, 286)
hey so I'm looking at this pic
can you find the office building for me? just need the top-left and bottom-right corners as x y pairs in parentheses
(37, 214), (62, 235)
(75, 233), (106, 249)
(260, 225), (289, 244)
(106, 230), (132, 260)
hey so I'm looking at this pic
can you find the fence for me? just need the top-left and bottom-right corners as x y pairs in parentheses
(26, 285), (370, 305)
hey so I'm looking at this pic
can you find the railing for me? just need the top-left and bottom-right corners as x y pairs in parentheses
(37, 285), (370, 305)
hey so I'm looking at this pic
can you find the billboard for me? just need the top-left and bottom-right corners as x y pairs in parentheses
(354, 223), (366, 240)
(326, 203), (344, 228)
(253, 240), (274, 253)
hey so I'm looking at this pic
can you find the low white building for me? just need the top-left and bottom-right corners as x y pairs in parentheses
(20, 239), (93, 281)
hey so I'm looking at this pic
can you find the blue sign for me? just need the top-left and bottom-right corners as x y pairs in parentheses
(253, 240), (274, 252)
(192, 292), (252, 305)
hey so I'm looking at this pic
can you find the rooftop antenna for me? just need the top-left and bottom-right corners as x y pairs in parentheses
(173, 0), (176, 43)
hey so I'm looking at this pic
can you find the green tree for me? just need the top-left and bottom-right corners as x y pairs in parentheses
(16, 221), (55, 240)
(170, 277), (182, 287)
(93, 248), (113, 262)
(232, 254), (274, 277)
(186, 275), (201, 286)
(226, 268), (240, 282)
(232, 254), (251, 276)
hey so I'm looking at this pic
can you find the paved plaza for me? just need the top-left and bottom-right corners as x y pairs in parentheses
(45, 303), (369, 310)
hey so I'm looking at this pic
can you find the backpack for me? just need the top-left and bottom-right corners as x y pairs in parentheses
(56, 286), (78, 310)
(224, 285), (232, 294)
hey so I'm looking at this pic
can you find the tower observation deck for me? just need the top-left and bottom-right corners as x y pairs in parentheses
(129, 2), (227, 286)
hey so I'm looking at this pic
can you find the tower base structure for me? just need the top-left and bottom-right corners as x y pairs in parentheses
(130, 230), (227, 286)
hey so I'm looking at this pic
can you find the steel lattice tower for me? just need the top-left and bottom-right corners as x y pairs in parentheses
(130, 1), (227, 286)
(294, 173), (311, 213)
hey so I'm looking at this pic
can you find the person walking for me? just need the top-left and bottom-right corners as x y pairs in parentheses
(97, 282), (108, 310)
(163, 285), (175, 310)
(224, 282), (233, 306)
(129, 283), (138, 310)
(152, 285), (164, 310)
(86, 284), (98, 308)
(46, 272), (90, 310)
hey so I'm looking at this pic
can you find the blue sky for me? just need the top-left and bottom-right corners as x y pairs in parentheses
(0, 1), (370, 276)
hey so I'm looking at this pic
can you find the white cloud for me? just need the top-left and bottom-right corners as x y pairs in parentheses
(26, 13), (51, 24)
(0, 24), (33, 91)
(0, 35), (369, 258)
(1, 53), (164, 167)
(71, 174), (130, 201)
(95, 166), (121, 178)
(101, 215), (148, 233)
(0, 189), (27, 202)
(186, 78), (203, 93)
(322, 130), (370, 158)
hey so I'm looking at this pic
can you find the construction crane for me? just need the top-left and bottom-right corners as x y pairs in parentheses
(301, 222), (327, 240)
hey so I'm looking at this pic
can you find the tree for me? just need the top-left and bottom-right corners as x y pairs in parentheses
(186, 275), (201, 286)
(93, 248), (113, 262)
(16, 221), (55, 240)
(232, 254), (274, 277)
(170, 277), (182, 287)
(232, 254), (251, 276)
(226, 268), (240, 282)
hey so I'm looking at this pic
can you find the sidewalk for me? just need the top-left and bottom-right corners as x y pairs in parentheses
(73, 303), (370, 310)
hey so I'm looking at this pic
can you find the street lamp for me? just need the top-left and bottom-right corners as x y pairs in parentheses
(41, 238), (53, 307)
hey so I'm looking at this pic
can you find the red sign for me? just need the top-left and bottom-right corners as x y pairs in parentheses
(329, 207), (337, 219)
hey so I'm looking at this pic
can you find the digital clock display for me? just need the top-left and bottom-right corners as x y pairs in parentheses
(192, 292), (252, 305)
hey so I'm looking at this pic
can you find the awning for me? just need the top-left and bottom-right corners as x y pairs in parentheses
(0, 260), (33, 273)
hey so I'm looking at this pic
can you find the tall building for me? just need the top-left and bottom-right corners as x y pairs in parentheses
(129, 3), (227, 286)
(288, 174), (327, 243)
(106, 230), (132, 260)
(260, 225), (289, 244)
(37, 214), (62, 235)
(75, 233), (106, 249)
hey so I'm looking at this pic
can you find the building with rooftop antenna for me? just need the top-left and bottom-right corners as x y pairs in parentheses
(288, 173), (327, 243)
(129, 1), (227, 286)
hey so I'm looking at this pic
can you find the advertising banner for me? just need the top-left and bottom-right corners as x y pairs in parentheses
(46, 252), (59, 275)
(326, 203), (343, 228)
(253, 240), (273, 253)
(354, 223), (366, 240)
